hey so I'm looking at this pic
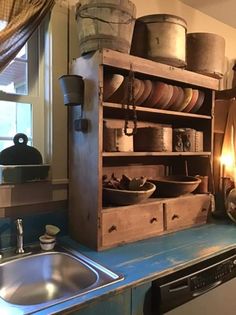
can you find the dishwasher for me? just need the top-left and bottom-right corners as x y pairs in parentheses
(152, 248), (236, 315)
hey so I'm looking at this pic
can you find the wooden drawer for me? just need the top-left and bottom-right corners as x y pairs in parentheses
(164, 194), (210, 231)
(101, 201), (163, 249)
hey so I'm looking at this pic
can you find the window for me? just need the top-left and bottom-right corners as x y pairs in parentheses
(0, 25), (45, 157)
(0, 4), (69, 183)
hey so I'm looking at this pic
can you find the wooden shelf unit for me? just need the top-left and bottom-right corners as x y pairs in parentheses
(69, 49), (218, 251)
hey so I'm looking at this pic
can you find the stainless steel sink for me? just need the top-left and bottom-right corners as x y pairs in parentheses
(0, 245), (123, 314)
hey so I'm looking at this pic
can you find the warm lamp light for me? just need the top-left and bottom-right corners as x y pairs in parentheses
(220, 154), (234, 167)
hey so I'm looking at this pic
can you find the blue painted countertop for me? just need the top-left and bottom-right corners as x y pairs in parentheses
(4, 221), (236, 314)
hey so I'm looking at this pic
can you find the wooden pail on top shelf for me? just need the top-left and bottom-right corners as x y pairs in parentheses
(186, 33), (225, 79)
(131, 14), (187, 68)
(75, 0), (136, 56)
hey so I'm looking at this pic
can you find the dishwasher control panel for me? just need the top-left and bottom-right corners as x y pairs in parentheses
(190, 255), (236, 291)
(152, 249), (236, 314)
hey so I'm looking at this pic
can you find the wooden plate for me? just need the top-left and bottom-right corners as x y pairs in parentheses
(165, 85), (179, 109)
(179, 88), (193, 111)
(169, 87), (185, 111)
(143, 81), (166, 108)
(134, 79), (145, 104)
(136, 79), (153, 106)
(183, 89), (199, 112)
(156, 84), (174, 109)
(191, 90), (205, 113)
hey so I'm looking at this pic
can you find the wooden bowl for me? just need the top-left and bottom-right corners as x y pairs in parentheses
(179, 88), (193, 111)
(103, 73), (124, 101)
(190, 90), (205, 113)
(183, 89), (199, 113)
(156, 84), (174, 109)
(143, 81), (166, 108)
(103, 182), (156, 206)
(149, 175), (201, 197)
(107, 76), (128, 103)
(165, 85), (180, 109)
(134, 79), (145, 104)
(169, 87), (185, 111)
(107, 77), (145, 104)
(136, 79), (153, 106)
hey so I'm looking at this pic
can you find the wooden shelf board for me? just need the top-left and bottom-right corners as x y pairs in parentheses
(101, 49), (219, 90)
(103, 152), (211, 157)
(103, 102), (212, 120)
(102, 194), (206, 212)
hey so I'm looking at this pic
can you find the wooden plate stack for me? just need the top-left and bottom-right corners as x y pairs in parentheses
(103, 73), (205, 113)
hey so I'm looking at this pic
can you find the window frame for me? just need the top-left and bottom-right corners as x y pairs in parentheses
(0, 3), (69, 183)
(0, 3), (69, 213)
(0, 25), (45, 158)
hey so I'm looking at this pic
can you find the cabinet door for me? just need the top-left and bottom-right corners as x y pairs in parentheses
(165, 194), (210, 231)
(101, 201), (163, 248)
(68, 290), (131, 315)
(131, 282), (153, 315)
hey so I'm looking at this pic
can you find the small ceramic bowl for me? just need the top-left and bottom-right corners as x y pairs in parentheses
(39, 235), (56, 251)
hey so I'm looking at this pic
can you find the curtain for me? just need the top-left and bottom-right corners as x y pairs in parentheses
(0, 0), (55, 72)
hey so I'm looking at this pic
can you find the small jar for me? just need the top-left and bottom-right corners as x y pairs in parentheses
(39, 235), (56, 251)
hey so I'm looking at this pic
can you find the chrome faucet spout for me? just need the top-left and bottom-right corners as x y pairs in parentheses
(15, 219), (24, 254)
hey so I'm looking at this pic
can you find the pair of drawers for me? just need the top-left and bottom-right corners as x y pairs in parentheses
(101, 194), (211, 249)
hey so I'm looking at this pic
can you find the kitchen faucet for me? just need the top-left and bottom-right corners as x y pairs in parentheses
(15, 218), (25, 254)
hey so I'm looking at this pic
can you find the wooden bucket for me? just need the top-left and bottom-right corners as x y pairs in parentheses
(134, 14), (187, 68)
(186, 33), (225, 79)
(76, 0), (136, 55)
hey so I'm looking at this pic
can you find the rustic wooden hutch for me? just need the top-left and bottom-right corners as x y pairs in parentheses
(69, 49), (219, 251)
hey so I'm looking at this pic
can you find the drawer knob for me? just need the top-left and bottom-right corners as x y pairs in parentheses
(108, 225), (117, 233)
(172, 214), (179, 220)
(150, 217), (158, 223)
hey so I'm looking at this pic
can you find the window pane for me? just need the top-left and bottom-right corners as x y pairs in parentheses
(0, 101), (32, 139)
(0, 101), (16, 136)
(0, 140), (13, 152)
(16, 45), (27, 60)
(17, 103), (32, 136)
(0, 59), (28, 95)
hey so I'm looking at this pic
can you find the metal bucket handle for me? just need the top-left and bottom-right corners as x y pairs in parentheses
(76, 3), (135, 25)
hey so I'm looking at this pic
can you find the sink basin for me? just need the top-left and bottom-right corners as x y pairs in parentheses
(0, 246), (123, 314)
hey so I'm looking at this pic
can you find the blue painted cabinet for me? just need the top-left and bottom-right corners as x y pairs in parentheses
(65, 283), (153, 315)
(131, 282), (153, 315)
(69, 289), (131, 315)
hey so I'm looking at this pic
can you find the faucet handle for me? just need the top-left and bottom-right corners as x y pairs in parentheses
(15, 218), (23, 235)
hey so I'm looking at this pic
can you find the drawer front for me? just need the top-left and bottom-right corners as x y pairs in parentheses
(101, 202), (163, 248)
(165, 194), (210, 231)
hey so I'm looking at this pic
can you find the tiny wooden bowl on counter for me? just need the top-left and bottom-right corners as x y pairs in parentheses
(103, 182), (156, 206)
(149, 175), (201, 197)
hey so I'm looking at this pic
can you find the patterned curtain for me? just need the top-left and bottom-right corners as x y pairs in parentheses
(0, 0), (55, 72)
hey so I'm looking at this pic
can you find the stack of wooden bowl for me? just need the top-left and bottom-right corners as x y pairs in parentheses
(103, 73), (205, 113)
